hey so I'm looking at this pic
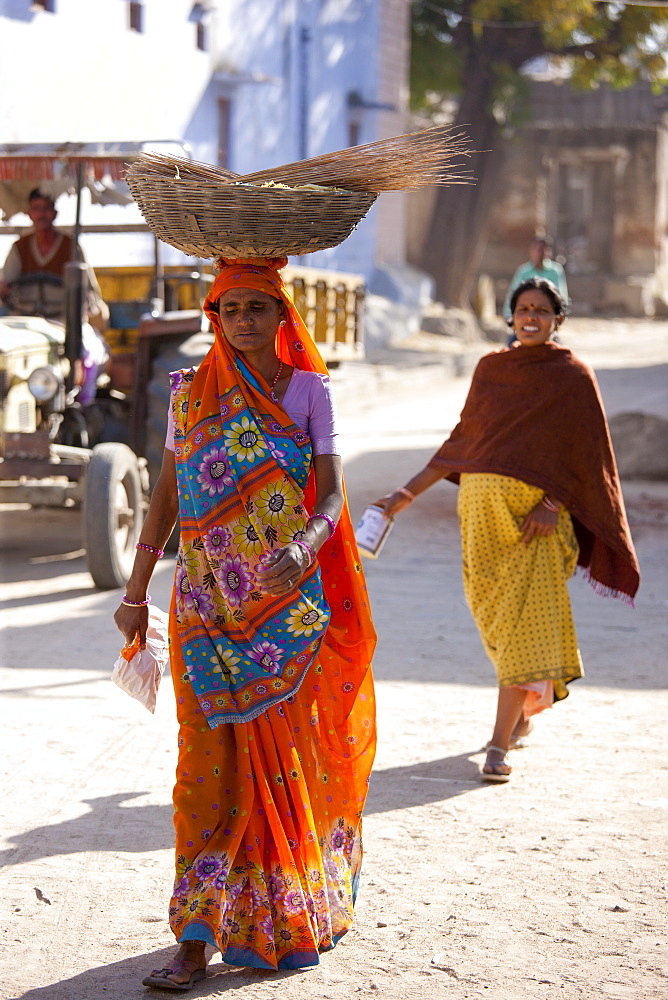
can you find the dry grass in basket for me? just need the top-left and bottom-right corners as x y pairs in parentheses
(129, 123), (473, 193)
(125, 124), (475, 259)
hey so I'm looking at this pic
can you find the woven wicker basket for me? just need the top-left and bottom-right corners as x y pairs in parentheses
(127, 174), (378, 259)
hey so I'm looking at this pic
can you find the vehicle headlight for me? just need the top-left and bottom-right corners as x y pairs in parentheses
(27, 365), (63, 402)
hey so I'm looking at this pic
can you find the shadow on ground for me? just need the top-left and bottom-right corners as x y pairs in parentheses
(366, 751), (489, 814)
(16, 949), (310, 1000)
(0, 793), (174, 869)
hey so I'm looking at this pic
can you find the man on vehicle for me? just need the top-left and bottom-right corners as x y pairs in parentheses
(0, 188), (110, 405)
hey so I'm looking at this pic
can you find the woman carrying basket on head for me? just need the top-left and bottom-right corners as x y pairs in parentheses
(376, 278), (639, 784)
(114, 256), (376, 988)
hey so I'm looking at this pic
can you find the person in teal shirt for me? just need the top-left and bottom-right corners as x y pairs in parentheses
(503, 236), (569, 321)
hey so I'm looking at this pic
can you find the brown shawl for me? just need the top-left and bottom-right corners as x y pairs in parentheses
(428, 342), (639, 601)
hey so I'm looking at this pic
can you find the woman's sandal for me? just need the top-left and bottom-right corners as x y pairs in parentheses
(481, 745), (512, 783)
(142, 959), (206, 992)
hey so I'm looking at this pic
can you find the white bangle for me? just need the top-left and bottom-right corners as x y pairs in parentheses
(293, 538), (315, 566)
(396, 486), (415, 502)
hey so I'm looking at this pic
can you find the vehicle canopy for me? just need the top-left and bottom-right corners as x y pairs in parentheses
(0, 140), (188, 223)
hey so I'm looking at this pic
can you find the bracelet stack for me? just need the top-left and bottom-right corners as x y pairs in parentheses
(121, 594), (151, 607)
(541, 496), (561, 513)
(136, 542), (164, 558)
(308, 512), (337, 539)
(294, 538), (315, 566)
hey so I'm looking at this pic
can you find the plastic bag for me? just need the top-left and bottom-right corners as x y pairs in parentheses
(111, 605), (170, 713)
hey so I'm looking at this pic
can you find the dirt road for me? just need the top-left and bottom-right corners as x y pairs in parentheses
(1, 319), (667, 1000)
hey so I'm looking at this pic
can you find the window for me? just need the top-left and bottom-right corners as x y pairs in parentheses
(190, 3), (208, 52)
(129, 1), (143, 32)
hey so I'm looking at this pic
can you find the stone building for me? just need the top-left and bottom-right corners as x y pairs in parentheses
(479, 80), (668, 316)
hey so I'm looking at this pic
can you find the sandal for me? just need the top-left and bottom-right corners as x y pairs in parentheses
(142, 959), (206, 992)
(481, 745), (512, 783)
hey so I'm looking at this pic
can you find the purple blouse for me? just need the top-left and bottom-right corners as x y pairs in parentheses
(165, 368), (340, 455)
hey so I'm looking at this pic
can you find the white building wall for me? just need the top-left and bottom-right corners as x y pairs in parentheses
(0, 0), (217, 265)
(0, 0), (214, 143)
(0, 0), (411, 281)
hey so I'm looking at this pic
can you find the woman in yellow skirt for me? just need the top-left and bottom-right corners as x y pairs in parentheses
(378, 278), (639, 782)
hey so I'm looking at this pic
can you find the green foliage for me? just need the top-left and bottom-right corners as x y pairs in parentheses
(410, 0), (668, 116)
(410, 14), (462, 113)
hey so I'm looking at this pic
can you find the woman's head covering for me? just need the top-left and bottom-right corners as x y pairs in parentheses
(203, 256), (328, 377)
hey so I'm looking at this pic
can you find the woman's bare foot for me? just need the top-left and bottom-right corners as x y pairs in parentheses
(142, 940), (207, 989)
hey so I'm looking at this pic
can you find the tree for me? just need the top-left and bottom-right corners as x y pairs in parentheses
(411, 1), (668, 306)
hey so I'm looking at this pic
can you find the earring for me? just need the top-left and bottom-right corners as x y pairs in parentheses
(278, 319), (286, 328)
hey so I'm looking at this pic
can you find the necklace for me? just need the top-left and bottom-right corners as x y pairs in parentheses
(269, 361), (284, 402)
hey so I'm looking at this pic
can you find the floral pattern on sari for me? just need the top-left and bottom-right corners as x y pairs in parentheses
(169, 820), (360, 969)
(170, 368), (330, 727)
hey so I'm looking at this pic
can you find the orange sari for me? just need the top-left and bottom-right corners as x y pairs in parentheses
(167, 258), (376, 969)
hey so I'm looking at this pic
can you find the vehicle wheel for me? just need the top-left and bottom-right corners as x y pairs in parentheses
(83, 442), (144, 589)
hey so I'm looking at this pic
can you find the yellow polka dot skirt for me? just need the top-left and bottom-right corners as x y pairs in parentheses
(458, 473), (584, 697)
